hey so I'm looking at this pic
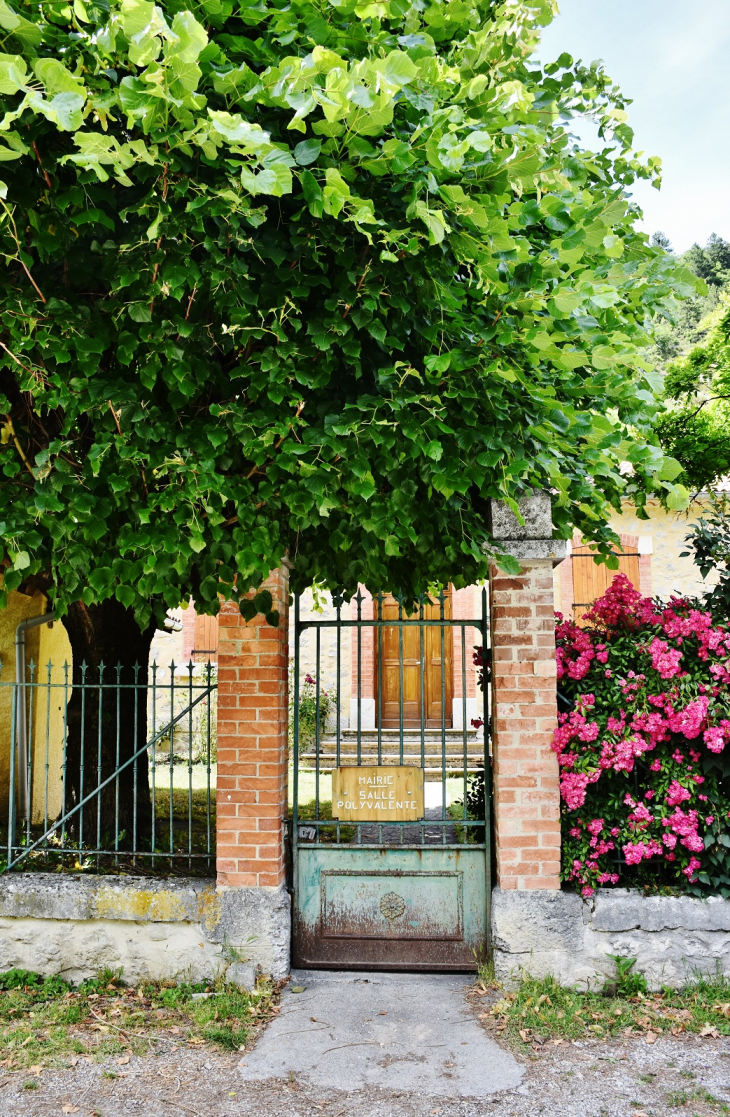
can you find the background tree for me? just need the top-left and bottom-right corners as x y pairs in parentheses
(0, 0), (696, 822)
(649, 233), (730, 366)
(655, 295), (730, 492)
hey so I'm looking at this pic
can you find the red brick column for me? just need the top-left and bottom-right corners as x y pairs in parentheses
(490, 560), (561, 890)
(216, 567), (289, 888)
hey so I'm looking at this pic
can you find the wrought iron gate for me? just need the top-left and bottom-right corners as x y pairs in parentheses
(291, 588), (491, 971)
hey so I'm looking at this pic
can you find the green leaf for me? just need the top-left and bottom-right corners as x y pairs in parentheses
(547, 408), (570, 433)
(165, 11), (208, 62)
(241, 162), (292, 197)
(665, 483), (690, 511)
(656, 456), (684, 482)
(128, 303), (152, 322)
(208, 111), (270, 148)
(0, 53), (27, 95)
(409, 200), (449, 244)
(293, 138), (322, 166)
(383, 50), (419, 85)
(33, 58), (86, 101)
(551, 290), (581, 314)
(265, 609), (280, 627)
(253, 589), (273, 613)
(239, 600), (257, 622)
(0, 1), (19, 31)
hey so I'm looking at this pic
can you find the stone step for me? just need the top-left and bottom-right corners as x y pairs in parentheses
(300, 756), (484, 775)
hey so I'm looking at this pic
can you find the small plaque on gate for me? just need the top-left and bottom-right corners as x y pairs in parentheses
(331, 766), (424, 822)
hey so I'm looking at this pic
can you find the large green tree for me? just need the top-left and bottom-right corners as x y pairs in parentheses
(0, 0), (696, 634)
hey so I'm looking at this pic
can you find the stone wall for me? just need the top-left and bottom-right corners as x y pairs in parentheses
(0, 874), (290, 988)
(492, 887), (730, 990)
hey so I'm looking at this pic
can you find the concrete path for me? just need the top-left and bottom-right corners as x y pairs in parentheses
(238, 969), (523, 1098)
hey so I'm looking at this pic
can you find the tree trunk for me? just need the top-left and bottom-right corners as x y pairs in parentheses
(61, 600), (156, 851)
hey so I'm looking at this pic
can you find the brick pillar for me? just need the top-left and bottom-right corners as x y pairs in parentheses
(489, 493), (567, 891)
(216, 567), (289, 888)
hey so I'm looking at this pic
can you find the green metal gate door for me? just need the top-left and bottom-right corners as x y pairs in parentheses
(291, 589), (491, 971)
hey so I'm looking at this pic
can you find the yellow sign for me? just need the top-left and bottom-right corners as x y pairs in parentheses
(331, 766), (424, 822)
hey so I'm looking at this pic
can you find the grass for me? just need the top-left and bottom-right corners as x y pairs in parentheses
(477, 965), (730, 1049)
(0, 967), (278, 1072)
(11, 782), (217, 877)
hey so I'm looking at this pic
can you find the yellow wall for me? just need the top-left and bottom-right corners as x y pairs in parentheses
(31, 621), (73, 825)
(0, 593), (72, 825)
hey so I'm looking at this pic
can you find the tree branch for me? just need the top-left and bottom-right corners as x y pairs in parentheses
(2, 414), (34, 478)
(32, 141), (52, 191)
(1, 201), (46, 304)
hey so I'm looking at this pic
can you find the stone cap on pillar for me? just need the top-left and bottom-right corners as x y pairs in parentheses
(488, 490), (568, 567)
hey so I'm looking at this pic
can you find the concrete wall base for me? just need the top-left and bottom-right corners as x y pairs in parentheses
(492, 887), (730, 991)
(0, 875), (291, 987)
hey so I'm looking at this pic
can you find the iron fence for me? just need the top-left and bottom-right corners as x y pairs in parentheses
(291, 588), (491, 849)
(1, 660), (217, 875)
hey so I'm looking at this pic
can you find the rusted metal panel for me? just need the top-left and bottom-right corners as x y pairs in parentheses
(292, 848), (487, 971)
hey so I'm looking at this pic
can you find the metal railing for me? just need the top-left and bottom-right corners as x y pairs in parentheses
(1, 660), (217, 875)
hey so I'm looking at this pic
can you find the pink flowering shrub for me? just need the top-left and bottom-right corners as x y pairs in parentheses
(555, 574), (730, 898)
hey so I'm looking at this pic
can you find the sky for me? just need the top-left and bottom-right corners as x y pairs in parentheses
(537, 0), (730, 254)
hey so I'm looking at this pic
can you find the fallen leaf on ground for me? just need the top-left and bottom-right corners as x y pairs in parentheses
(631, 1111), (648, 1117)
(28, 1064), (42, 1075)
(701, 1024), (720, 1038)
(645, 1031), (657, 1045)
(117, 1055), (130, 1065)
(551, 1039), (564, 1046)
(518, 1029), (530, 1043)
(290, 987), (306, 994)
(62, 1107), (80, 1115)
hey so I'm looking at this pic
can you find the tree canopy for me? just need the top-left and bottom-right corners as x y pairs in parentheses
(0, 0), (698, 627)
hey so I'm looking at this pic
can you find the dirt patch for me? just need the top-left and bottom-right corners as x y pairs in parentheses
(1, 1016), (729, 1116)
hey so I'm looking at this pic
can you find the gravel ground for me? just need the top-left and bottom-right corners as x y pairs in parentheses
(2, 1002), (730, 1117)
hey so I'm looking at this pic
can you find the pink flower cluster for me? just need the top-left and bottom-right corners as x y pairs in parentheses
(556, 618), (595, 680)
(584, 573), (659, 629)
(648, 637), (683, 679)
(553, 573), (730, 895)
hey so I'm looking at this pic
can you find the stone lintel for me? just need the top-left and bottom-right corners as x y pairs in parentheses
(495, 539), (568, 567)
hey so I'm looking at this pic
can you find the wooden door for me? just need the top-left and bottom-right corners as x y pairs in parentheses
(572, 542), (640, 625)
(193, 613), (219, 662)
(375, 593), (453, 728)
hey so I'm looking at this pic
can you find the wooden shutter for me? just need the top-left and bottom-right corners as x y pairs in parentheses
(193, 613), (219, 662)
(572, 542), (640, 626)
